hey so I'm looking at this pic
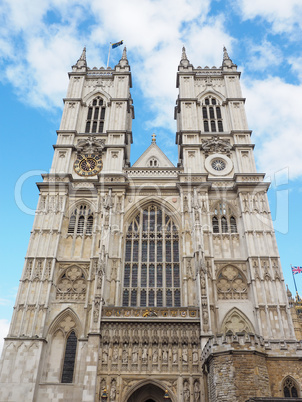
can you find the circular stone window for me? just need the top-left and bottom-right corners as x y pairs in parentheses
(204, 153), (233, 176)
(211, 159), (226, 171)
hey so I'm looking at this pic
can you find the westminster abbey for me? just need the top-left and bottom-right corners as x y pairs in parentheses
(0, 47), (301, 401)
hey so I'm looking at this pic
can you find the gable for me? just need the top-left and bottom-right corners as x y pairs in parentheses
(132, 143), (175, 168)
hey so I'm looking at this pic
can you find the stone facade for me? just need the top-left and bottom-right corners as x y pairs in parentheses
(0, 46), (301, 401)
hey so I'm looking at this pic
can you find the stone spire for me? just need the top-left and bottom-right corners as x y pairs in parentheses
(73, 46), (87, 70)
(117, 46), (129, 68)
(222, 46), (236, 70)
(179, 46), (190, 68)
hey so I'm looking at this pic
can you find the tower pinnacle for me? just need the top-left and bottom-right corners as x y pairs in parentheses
(73, 46), (87, 70)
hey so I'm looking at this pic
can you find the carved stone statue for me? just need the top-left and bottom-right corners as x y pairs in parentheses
(182, 347), (188, 364)
(172, 346), (178, 364)
(162, 346), (168, 363)
(194, 380), (200, 402)
(183, 380), (190, 402)
(122, 346), (128, 364)
(132, 345), (138, 363)
(152, 348), (158, 363)
(192, 347), (198, 364)
(113, 344), (118, 362)
(142, 344), (148, 363)
(110, 380), (116, 402)
(102, 344), (108, 364)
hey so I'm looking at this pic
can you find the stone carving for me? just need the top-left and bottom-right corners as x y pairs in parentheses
(182, 347), (188, 364)
(110, 379), (116, 402)
(56, 265), (87, 301)
(192, 346), (198, 364)
(194, 380), (200, 402)
(201, 135), (232, 156)
(102, 344), (108, 364)
(113, 344), (119, 362)
(162, 346), (168, 363)
(142, 344), (148, 363)
(152, 347), (158, 363)
(183, 380), (190, 402)
(60, 316), (75, 333)
(217, 265), (248, 300)
(222, 309), (253, 334)
(122, 345), (128, 364)
(172, 345), (178, 364)
(76, 136), (105, 154)
(132, 344), (138, 363)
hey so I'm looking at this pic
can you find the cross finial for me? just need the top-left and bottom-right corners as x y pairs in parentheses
(151, 133), (156, 143)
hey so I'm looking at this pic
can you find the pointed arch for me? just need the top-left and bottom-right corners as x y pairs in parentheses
(124, 379), (177, 402)
(211, 200), (238, 234)
(82, 88), (112, 105)
(217, 265), (248, 300)
(197, 88), (226, 103)
(282, 376), (300, 397)
(47, 307), (83, 338)
(221, 307), (254, 334)
(66, 201), (95, 236)
(123, 201), (181, 308)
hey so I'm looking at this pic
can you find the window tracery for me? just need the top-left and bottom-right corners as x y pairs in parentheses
(212, 202), (237, 234)
(217, 266), (247, 300)
(122, 204), (181, 307)
(283, 377), (299, 397)
(56, 266), (87, 301)
(67, 204), (94, 235)
(202, 96), (223, 133)
(85, 96), (106, 133)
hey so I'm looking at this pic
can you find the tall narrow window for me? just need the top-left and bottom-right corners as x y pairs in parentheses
(123, 205), (181, 307)
(212, 203), (237, 234)
(202, 97), (224, 133)
(68, 205), (94, 236)
(61, 331), (77, 383)
(85, 96), (106, 133)
(212, 216), (219, 233)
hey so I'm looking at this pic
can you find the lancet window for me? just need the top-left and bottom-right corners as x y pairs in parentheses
(67, 204), (94, 235)
(61, 330), (77, 383)
(212, 202), (237, 234)
(202, 96), (224, 133)
(122, 204), (181, 307)
(85, 96), (106, 133)
(283, 377), (299, 397)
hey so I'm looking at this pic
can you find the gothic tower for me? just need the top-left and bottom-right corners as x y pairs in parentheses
(0, 47), (301, 402)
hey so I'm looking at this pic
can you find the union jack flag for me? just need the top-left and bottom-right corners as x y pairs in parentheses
(292, 266), (302, 275)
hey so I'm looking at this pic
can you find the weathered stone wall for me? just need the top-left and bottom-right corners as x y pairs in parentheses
(267, 358), (302, 397)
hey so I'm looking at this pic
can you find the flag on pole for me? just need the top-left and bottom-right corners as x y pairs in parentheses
(112, 40), (123, 49)
(292, 266), (302, 275)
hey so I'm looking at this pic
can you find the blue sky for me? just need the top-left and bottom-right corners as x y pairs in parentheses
(1, 0), (302, 351)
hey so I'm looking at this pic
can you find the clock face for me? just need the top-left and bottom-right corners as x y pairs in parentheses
(74, 154), (103, 176)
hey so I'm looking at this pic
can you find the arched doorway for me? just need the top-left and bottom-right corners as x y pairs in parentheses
(126, 383), (166, 402)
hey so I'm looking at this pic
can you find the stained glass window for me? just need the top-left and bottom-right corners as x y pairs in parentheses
(61, 331), (77, 383)
(122, 205), (181, 307)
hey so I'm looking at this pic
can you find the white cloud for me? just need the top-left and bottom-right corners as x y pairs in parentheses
(0, 319), (10, 356)
(289, 56), (302, 83)
(242, 77), (302, 179)
(235, 0), (302, 33)
(244, 40), (283, 71)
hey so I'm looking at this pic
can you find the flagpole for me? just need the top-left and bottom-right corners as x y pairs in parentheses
(107, 43), (111, 68)
(291, 264), (298, 293)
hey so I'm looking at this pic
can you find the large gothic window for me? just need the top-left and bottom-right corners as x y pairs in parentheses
(67, 204), (94, 235)
(85, 96), (106, 133)
(202, 96), (223, 133)
(122, 204), (181, 307)
(212, 202), (237, 234)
